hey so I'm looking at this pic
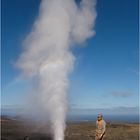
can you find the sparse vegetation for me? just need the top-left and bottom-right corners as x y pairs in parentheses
(1, 116), (139, 140)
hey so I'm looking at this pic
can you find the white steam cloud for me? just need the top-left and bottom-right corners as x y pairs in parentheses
(16, 0), (97, 140)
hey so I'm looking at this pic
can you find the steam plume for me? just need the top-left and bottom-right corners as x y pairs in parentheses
(16, 0), (97, 140)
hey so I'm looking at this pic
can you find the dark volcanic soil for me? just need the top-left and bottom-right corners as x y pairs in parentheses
(1, 116), (139, 140)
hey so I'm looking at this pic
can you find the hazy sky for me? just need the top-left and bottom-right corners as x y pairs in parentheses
(2, 0), (139, 114)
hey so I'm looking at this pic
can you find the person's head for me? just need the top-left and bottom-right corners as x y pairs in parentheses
(97, 114), (103, 121)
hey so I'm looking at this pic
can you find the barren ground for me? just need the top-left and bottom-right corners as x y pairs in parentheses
(1, 116), (139, 140)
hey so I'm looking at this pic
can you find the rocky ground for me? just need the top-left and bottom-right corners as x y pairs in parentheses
(1, 116), (139, 140)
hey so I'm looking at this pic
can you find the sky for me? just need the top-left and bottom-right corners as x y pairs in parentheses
(1, 0), (139, 115)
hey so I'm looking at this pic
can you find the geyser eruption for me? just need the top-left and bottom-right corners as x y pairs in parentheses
(16, 0), (97, 140)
